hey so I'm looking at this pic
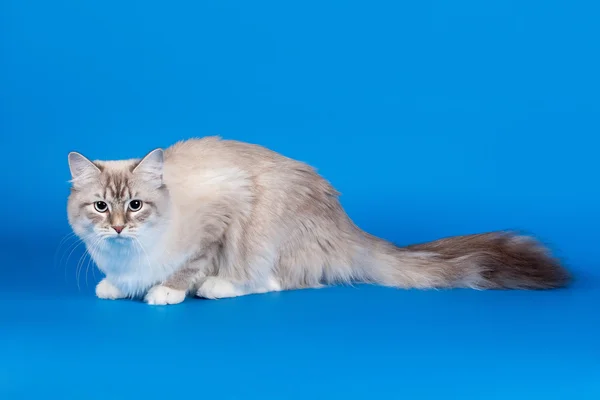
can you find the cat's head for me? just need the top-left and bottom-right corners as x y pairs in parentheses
(66, 149), (170, 244)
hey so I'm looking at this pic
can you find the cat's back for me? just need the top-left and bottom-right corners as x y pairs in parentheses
(162, 137), (313, 201)
(164, 136), (285, 171)
(162, 136), (337, 203)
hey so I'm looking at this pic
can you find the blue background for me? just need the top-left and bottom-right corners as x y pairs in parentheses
(1, 0), (599, 398)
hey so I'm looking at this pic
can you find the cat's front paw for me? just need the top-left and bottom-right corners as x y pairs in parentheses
(144, 285), (186, 305)
(96, 279), (125, 300)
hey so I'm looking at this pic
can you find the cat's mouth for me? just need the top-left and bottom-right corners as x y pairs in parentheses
(106, 234), (134, 242)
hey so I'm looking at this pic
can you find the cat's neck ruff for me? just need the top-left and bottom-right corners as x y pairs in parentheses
(90, 230), (186, 297)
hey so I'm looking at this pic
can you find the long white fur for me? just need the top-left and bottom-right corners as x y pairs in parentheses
(66, 137), (569, 305)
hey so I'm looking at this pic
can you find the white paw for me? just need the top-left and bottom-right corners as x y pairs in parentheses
(96, 279), (125, 300)
(196, 277), (244, 299)
(144, 285), (186, 305)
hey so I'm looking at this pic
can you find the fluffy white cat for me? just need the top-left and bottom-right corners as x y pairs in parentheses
(66, 137), (570, 305)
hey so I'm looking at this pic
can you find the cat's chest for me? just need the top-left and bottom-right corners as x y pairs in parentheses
(92, 245), (186, 295)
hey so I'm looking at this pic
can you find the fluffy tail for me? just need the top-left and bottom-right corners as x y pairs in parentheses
(360, 231), (571, 290)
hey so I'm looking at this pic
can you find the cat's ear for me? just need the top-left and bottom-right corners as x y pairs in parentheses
(133, 148), (164, 183)
(68, 152), (101, 183)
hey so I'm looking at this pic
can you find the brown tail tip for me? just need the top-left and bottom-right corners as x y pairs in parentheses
(407, 231), (571, 290)
(475, 232), (571, 289)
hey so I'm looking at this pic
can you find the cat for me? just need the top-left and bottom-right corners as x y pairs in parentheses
(66, 136), (570, 305)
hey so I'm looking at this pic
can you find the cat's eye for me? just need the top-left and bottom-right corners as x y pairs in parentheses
(128, 200), (143, 212)
(94, 201), (108, 213)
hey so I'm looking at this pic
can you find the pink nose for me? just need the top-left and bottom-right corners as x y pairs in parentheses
(112, 225), (124, 234)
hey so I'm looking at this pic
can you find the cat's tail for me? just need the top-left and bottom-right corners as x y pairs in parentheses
(357, 231), (571, 289)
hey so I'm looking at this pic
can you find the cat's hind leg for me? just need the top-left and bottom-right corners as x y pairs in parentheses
(195, 276), (282, 299)
(144, 257), (210, 305)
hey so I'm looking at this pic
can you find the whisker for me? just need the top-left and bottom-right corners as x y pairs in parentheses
(59, 236), (85, 269)
(75, 247), (88, 291)
(53, 232), (79, 270)
(58, 231), (96, 288)
(133, 237), (152, 273)
(84, 237), (100, 289)
(75, 236), (98, 291)
(132, 237), (142, 277)
(64, 239), (87, 286)
(85, 242), (98, 288)
(87, 237), (105, 287)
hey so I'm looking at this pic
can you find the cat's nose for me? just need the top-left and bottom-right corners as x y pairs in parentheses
(112, 225), (124, 234)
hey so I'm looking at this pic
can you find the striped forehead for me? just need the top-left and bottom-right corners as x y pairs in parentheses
(94, 160), (139, 201)
(101, 171), (133, 200)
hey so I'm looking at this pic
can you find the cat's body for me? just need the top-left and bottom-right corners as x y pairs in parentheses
(67, 137), (570, 305)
